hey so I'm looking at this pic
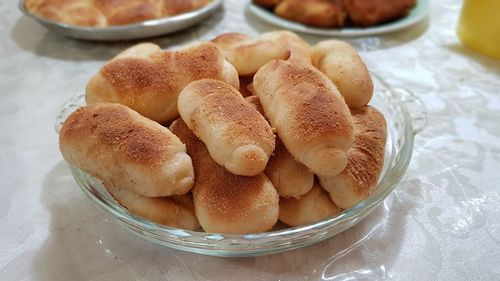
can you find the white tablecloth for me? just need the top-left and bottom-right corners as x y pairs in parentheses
(1, 0), (500, 280)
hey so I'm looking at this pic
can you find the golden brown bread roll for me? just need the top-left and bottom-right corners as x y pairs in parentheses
(253, 60), (354, 177)
(107, 186), (200, 230)
(178, 79), (275, 176)
(274, 0), (346, 28)
(86, 42), (239, 124)
(343, 0), (416, 27)
(245, 96), (314, 198)
(170, 119), (279, 234)
(210, 31), (311, 76)
(279, 182), (341, 227)
(59, 103), (194, 197)
(25, 0), (211, 27)
(319, 106), (387, 209)
(311, 40), (373, 109)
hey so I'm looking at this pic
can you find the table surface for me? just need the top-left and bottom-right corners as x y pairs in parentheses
(2, 0), (500, 280)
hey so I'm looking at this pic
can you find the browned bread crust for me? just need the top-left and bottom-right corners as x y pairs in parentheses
(246, 95), (314, 199)
(169, 119), (279, 234)
(275, 0), (346, 28)
(25, 0), (211, 27)
(319, 105), (387, 209)
(210, 31), (311, 76)
(86, 42), (239, 124)
(254, 0), (416, 28)
(253, 59), (354, 177)
(178, 79), (275, 176)
(344, 0), (417, 27)
(59, 103), (194, 197)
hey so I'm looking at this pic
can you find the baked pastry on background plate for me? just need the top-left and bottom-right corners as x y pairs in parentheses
(24, 0), (212, 27)
(253, 0), (417, 28)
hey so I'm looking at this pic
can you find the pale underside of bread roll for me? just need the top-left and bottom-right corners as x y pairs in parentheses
(169, 119), (279, 234)
(245, 95), (314, 198)
(253, 59), (354, 177)
(178, 79), (275, 177)
(319, 106), (387, 209)
(279, 182), (341, 227)
(59, 103), (194, 197)
(25, 0), (211, 27)
(266, 138), (314, 198)
(86, 42), (239, 124)
(106, 186), (200, 230)
(311, 40), (373, 109)
(211, 30), (311, 76)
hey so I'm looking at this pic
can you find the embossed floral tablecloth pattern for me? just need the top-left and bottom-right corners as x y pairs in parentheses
(1, 0), (500, 280)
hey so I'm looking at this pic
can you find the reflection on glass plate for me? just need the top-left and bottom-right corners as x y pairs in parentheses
(55, 75), (426, 257)
(248, 0), (429, 37)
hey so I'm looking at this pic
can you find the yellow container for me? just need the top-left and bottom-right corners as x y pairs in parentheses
(457, 0), (500, 59)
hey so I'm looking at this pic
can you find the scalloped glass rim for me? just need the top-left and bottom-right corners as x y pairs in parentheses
(58, 75), (420, 257)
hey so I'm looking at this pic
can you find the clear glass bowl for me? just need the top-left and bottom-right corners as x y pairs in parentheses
(55, 75), (426, 257)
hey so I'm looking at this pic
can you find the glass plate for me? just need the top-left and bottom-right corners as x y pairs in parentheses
(248, 0), (429, 37)
(18, 0), (222, 41)
(55, 74), (426, 257)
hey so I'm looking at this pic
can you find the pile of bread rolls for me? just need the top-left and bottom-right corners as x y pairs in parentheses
(59, 31), (387, 234)
(25, 0), (212, 27)
(253, 0), (417, 28)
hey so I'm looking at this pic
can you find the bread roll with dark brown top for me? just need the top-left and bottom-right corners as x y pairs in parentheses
(107, 186), (200, 230)
(279, 182), (341, 227)
(86, 42), (239, 124)
(311, 40), (373, 109)
(319, 106), (387, 209)
(178, 79), (275, 176)
(169, 119), (279, 234)
(59, 103), (194, 197)
(246, 95), (314, 198)
(253, 60), (354, 177)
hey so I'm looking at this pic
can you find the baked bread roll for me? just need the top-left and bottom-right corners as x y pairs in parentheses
(59, 103), (194, 197)
(245, 96), (314, 198)
(266, 138), (314, 199)
(107, 186), (200, 230)
(279, 182), (341, 227)
(344, 0), (416, 27)
(311, 40), (373, 109)
(211, 31), (311, 76)
(319, 106), (387, 209)
(274, 0), (346, 28)
(25, 0), (211, 27)
(253, 60), (354, 177)
(170, 119), (279, 234)
(178, 79), (275, 176)
(86, 42), (239, 124)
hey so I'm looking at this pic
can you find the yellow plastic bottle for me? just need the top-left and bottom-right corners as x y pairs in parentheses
(457, 0), (500, 59)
